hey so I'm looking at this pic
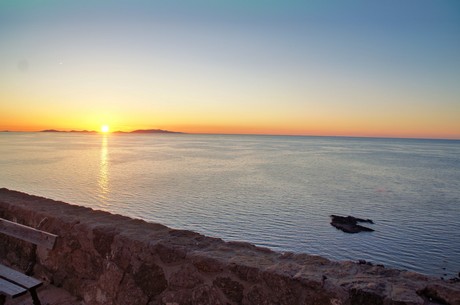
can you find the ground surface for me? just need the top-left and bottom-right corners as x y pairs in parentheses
(5, 284), (84, 305)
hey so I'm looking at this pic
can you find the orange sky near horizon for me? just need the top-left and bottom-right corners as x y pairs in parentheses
(1, 104), (459, 139)
(1, 76), (459, 138)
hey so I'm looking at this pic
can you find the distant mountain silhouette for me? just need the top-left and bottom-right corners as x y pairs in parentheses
(40, 129), (183, 134)
(70, 130), (97, 133)
(124, 129), (183, 134)
(41, 129), (97, 133)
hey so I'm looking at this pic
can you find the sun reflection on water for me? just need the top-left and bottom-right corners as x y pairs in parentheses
(98, 135), (109, 207)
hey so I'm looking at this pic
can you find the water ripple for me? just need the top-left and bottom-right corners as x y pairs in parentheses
(1, 133), (459, 278)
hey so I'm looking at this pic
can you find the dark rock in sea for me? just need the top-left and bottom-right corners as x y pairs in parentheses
(330, 215), (375, 233)
(357, 260), (374, 266)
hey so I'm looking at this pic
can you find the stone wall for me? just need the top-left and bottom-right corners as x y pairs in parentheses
(0, 188), (459, 305)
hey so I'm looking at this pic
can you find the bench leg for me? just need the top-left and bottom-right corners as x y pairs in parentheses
(0, 294), (5, 305)
(29, 288), (41, 305)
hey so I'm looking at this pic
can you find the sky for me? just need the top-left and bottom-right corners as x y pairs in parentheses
(1, 0), (459, 139)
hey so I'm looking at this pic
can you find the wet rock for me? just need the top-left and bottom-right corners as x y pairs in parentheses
(357, 260), (374, 266)
(330, 215), (374, 233)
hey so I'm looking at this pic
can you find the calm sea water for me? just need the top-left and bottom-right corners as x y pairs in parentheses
(1, 132), (459, 278)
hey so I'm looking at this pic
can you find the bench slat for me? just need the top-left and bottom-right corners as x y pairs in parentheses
(0, 265), (42, 290)
(0, 218), (57, 249)
(0, 278), (27, 297)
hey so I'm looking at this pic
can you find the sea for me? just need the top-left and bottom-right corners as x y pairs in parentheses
(1, 132), (459, 278)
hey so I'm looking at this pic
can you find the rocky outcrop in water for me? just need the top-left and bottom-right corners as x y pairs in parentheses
(1, 189), (459, 305)
(330, 215), (375, 233)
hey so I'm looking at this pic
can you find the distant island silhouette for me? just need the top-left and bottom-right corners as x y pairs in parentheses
(41, 129), (97, 133)
(40, 129), (183, 134)
(116, 129), (183, 134)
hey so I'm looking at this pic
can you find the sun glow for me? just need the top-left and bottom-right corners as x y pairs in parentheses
(101, 125), (110, 133)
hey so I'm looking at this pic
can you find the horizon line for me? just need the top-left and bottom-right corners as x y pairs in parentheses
(1, 129), (459, 141)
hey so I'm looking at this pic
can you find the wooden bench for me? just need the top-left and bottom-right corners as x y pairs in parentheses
(0, 218), (57, 305)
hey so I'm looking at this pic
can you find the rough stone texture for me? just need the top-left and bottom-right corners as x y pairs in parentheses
(213, 276), (245, 303)
(1, 188), (459, 305)
(5, 285), (83, 305)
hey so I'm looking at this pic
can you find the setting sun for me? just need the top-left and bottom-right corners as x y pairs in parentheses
(101, 125), (110, 133)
